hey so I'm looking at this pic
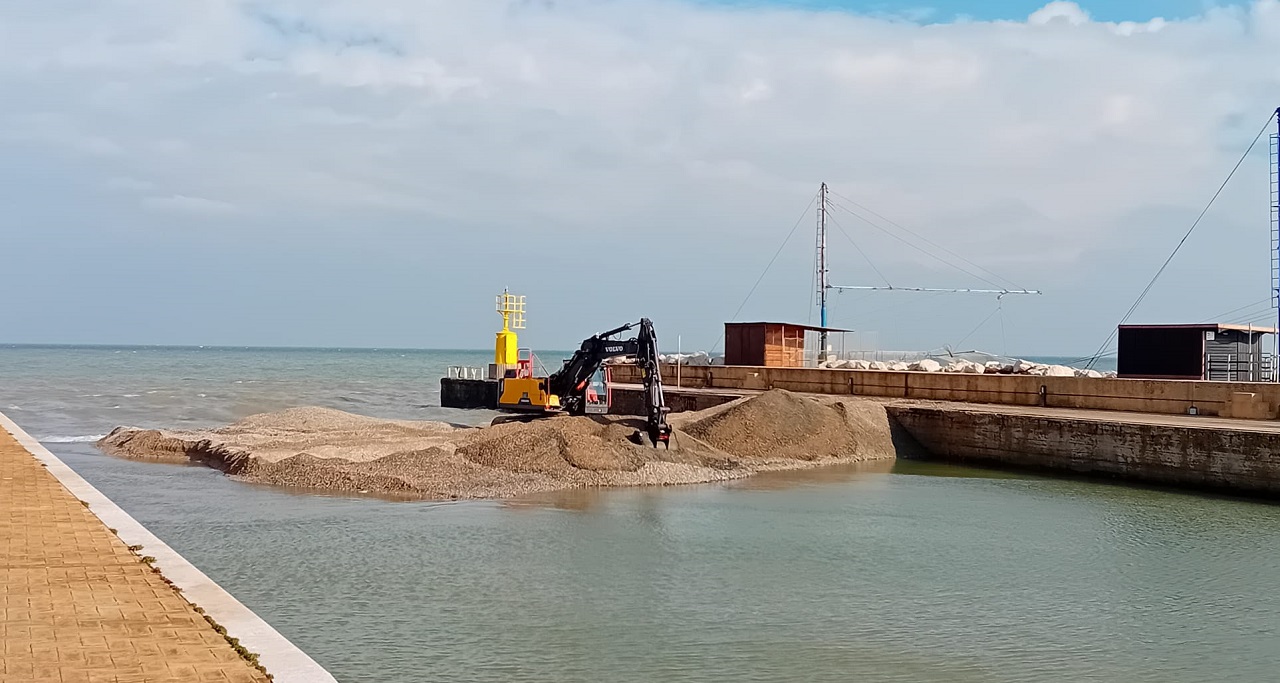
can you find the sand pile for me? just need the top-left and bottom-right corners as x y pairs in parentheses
(97, 390), (898, 500)
(677, 390), (897, 463)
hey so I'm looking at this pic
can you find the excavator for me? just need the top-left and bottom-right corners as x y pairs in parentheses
(496, 318), (673, 448)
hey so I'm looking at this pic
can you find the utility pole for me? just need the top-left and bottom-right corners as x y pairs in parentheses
(817, 182), (829, 358)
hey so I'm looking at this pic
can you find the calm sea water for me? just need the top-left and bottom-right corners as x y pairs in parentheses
(0, 345), (1274, 682)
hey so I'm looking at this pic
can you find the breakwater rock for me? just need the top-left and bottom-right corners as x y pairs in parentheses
(819, 357), (1115, 378)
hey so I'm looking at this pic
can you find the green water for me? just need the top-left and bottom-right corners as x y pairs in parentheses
(3, 346), (1278, 682)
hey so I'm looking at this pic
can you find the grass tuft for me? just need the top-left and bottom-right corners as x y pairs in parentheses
(193, 607), (273, 678)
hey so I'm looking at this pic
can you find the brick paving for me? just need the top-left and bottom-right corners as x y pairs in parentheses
(0, 427), (270, 683)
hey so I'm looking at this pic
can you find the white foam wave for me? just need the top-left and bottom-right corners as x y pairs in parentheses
(121, 394), (141, 398)
(41, 434), (107, 443)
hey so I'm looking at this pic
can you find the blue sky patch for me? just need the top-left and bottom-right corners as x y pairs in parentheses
(699, 0), (1231, 23)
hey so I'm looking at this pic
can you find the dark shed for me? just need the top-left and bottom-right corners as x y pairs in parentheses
(1117, 323), (1276, 381)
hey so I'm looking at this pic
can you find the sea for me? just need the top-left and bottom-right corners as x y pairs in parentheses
(1, 345), (1274, 683)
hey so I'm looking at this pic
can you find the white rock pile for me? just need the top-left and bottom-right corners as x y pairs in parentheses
(658, 352), (725, 366)
(818, 356), (1116, 378)
(647, 351), (1116, 379)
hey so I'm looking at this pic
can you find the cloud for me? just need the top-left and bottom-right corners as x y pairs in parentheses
(2, 0), (1280, 351)
(105, 176), (157, 192)
(1029, 1), (1092, 25)
(142, 194), (239, 215)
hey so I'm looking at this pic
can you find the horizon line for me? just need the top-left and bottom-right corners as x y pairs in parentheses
(0, 342), (1100, 359)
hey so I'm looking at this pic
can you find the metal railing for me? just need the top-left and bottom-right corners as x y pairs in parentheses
(1204, 353), (1277, 382)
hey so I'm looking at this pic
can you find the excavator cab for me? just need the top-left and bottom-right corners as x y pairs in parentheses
(582, 366), (610, 415)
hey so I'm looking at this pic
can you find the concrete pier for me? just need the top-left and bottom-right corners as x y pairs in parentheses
(609, 363), (1280, 418)
(610, 384), (748, 415)
(888, 402), (1280, 497)
(610, 384), (1280, 498)
(0, 412), (337, 683)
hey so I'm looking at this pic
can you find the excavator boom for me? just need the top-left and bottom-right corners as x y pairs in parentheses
(547, 318), (672, 447)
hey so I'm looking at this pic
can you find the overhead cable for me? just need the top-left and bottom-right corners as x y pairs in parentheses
(712, 193), (818, 352)
(826, 210), (893, 287)
(826, 198), (1009, 290)
(829, 189), (1029, 291)
(1084, 110), (1279, 369)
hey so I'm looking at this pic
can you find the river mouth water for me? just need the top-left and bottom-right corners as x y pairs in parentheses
(44, 443), (1280, 683)
(5, 347), (1280, 682)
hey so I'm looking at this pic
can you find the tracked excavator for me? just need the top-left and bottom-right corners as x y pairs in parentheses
(495, 318), (673, 448)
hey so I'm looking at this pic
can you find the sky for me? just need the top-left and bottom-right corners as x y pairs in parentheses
(707, 0), (1214, 22)
(3, 0), (1280, 356)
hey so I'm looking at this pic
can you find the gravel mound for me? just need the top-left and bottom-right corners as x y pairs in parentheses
(458, 417), (647, 474)
(97, 392), (899, 500)
(679, 389), (895, 462)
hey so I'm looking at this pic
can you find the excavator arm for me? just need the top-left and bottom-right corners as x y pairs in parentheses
(548, 318), (672, 448)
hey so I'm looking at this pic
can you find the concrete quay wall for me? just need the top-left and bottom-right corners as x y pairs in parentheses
(612, 364), (1280, 419)
(611, 379), (1280, 497)
(887, 404), (1280, 497)
(609, 386), (742, 415)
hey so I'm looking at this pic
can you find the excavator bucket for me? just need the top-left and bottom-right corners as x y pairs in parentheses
(629, 426), (671, 449)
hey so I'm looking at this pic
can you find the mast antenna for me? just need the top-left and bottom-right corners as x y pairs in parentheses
(816, 182), (829, 357)
(1271, 107), (1280, 362)
(815, 185), (1041, 352)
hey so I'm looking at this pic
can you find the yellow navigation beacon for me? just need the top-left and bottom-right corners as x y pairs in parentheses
(494, 288), (525, 369)
(493, 290), (561, 413)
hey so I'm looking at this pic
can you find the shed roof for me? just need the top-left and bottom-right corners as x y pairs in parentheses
(725, 321), (854, 333)
(1118, 323), (1278, 334)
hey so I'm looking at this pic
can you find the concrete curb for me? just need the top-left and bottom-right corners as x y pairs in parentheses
(0, 411), (339, 683)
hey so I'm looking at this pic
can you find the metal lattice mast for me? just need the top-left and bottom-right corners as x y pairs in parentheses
(816, 182), (829, 356)
(1272, 110), (1280, 351)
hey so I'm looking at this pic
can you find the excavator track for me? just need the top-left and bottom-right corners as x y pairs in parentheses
(489, 412), (564, 427)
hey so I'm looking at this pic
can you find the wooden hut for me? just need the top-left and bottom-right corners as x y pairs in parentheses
(723, 322), (849, 367)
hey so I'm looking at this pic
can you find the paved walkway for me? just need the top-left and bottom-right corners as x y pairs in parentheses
(1, 427), (269, 683)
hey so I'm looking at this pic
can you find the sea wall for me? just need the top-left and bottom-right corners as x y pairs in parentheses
(609, 387), (741, 415)
(604, 384), (1280, 497)
(612, 364), (1280, 418)
(887, 404), (1280, 497)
